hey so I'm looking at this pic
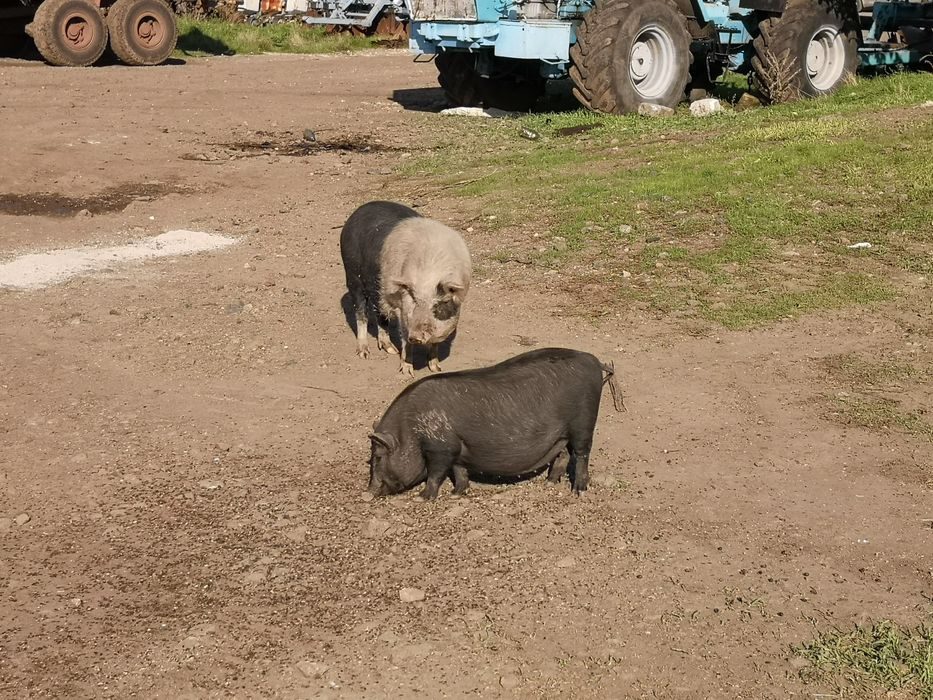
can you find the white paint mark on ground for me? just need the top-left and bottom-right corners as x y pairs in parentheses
(0, 230), (238, 291)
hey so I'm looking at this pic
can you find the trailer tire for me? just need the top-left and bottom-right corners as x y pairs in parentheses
(107, 0), (177, 66)
(751, 0), (858, 102)
(436, 52), (483, 107)
(570, 0), (692, 113)
(28, 0), (108, 66)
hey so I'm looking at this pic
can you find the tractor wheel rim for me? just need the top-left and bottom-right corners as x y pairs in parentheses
(61, 11), (94, 50)
(134, 12), (164, 48)
(629, 24), (677, 100)
(807, 25), (846, 90)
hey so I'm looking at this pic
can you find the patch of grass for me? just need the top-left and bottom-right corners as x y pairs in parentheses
(832, 395), (933, 441)
(705, 274), (893, 329)
(398, 73), (933, 327)
(795, 620), (933, 699)
(175, 18), (376, 57)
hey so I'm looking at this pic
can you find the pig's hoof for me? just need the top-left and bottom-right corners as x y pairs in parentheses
(399, 362), (415, 378)
(419, 488), (439, 500)
(356, 347), (370, 359)
(427, 358), (442, 373)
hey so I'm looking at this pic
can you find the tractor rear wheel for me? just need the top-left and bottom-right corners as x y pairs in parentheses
(27, 0), (108, 66)
(570, 0), (692, 113)
(106, 0), (177, 66)
(751, 0), (858, 102)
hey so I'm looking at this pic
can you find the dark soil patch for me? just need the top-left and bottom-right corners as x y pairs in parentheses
(0, 183), (192, 218)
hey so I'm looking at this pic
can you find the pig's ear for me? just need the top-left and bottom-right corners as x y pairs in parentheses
(369, 432), (398, 453)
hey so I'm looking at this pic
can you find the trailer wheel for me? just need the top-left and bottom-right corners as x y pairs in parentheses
(27, 0), (108, 66)
(569, 0), (692, 113)
(751, 0), (858, 102)
(107, 0), (176, 66)
(436, 52), (482, 107)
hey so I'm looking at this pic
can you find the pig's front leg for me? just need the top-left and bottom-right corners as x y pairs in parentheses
(398, 337), (414, 377)
(377, 322), (398, 355)
(427, 344), (442, 373)
(421, 449), (456, 500)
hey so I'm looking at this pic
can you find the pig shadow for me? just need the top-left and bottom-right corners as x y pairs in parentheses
(339, 292), (455, 371)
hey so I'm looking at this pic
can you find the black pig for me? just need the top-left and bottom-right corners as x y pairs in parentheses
(367, 347), (624, 499)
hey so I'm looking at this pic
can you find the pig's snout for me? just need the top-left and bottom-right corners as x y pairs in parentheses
(368, 478), (387, 497)
(407, 328), (432, 345)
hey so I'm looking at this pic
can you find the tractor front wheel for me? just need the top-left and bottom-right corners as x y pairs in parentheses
(436, 52), (483, 107)
(27, 0), (108, 66)
(751, 0), (858, 102)
(570, 0), (692, 113)
(106, 0), (177, 66)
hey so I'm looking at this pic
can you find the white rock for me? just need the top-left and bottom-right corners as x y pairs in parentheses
(690, 98), (724, 117)
(638, 103), (674, 117)
(14, 513), (30, 526)
(399, 587), (426, 603)
(296, 660), (329, 678)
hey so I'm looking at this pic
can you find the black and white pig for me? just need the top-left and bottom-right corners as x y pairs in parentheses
(367, 347), (624, 500)
(339, 200), (471, 376)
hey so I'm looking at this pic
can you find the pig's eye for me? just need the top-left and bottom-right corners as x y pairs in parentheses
(433, 298), (459, 321)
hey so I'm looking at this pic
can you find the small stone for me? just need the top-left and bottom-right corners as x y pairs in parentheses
(499, 673), (521, 689)
(617, 224), (633, 235)
(399, 587), (425, 603)
(621, 270), (632, 279)
(69, 598), (82, 607)
(552, 236), (568, 251)
(519, 127), (539, 140)
(302, 129), (317, 143)
(225, 300), (245, 315)
(199, 480), (222, 490)
(365, 518), (391, 538)
(690, 98), (724, 117)
(296, 660), (329, 678)
(244, 262), (254, 271)
(920, 100), (933, 108)
(444, 506), (466, 518)
(77, 208), (92, 217)
(284, 527), (306, 543)
(593, 473), (619, 489)
(360, 492), (375, 502)
(390, 643), (433, 665)
(687, 87), (709, 102)
(556, 557), (576, 568)
(181, 636), (202, 650)
(244, 570), (266, 584)
(14, 513), (30, 526)
(735, 92), (762, 112)
(638, 103), (675, 117)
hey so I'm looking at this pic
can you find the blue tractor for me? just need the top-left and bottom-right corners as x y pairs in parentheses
(407, 0), (933, 112)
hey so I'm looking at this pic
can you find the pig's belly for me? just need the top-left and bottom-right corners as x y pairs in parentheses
(459, 437), (567, 476)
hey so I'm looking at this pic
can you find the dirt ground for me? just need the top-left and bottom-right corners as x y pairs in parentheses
(0, 51), (930, 699)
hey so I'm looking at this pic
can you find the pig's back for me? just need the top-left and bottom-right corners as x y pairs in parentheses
(401, 349), (605, 471)
(340, 201), (421, 279)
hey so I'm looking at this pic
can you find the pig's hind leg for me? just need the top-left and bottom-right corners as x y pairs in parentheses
(349, 290), (370, 359)
(546, 450), (571, 484)
(451, 464), (470, 496)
